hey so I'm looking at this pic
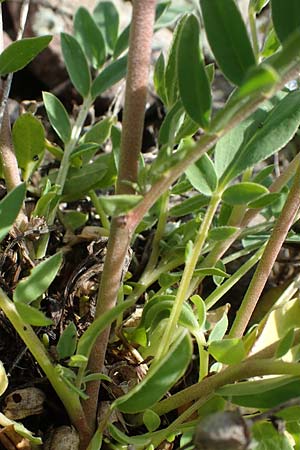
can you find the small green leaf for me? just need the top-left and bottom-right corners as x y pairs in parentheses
(208, 226), (239, 241)
(70, 143), (99, 166)
(190, 295), (206, 329)
(61, 32), (91, 97)
(0, 36), (52, 75)
(248, 192), (281, 208)
(222, 90), (300, 183)
(140, 297), (199, 333)
(82, 373), (111, 383)
(237, 63), (279, 99)
(12, 113), (45, 181)
(112, 330), (192, 413)
(0, 361), (8, 396)
(86, 429), (103, 450)
(108, 423), (151, 446)
(91, 55), (127, 99)
(200, 0), (256, 85)
(194, 267), (229, 278)
(209, 338), (246, 364)
(165, 15), (187, 107)
(261, 27), (280, 58)
(0, 183), (26, 242)
(14, 253), (62, 304)
(169, 194), (209, 217)
(276, 328), (295, 359)
(62, 156), (111, 201)
(177, 14), (211, 128)
(154, 53), (167, 103)
(113, 25), (130, 59)
(98, 194), (143, 216)
(185, 154), (218, 196)
(143, 409), (161, 432)
(217, 375), (300, 408)
(59, 210), (88, 231)
(57, 322), (77, 360)
(271, 0), (300, 43)
(222, 182), (269, 205)
(158, 100), (185, 145)
(208, 313), (228, 344)
(77, 300), (132, 358)
(83, 117), (114, 144)
(15, 302), (52, 326)
(74, 7), (106, 69)
(93, 1), (119, 53)
(253, 422), (293, 450)
(43, 92), (71, 144)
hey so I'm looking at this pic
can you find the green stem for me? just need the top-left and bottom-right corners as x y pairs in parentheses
(152, 358), (300, 418)
(155, 193), (221, 361)
(89, 189), (110, 230)
(36, 95), (93, 258)
(0, 288), (91, 441)
(125, 256), (184, 304)
(230, 161), (300, 338)
(145, 191), (169, 272)
(205, 243), (266, 309)
(55, 95), (93, 195)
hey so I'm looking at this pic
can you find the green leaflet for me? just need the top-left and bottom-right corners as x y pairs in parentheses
(220, 91), (300, 184)
(200, 0), (256, 85)
(43, 92), (71, 144)
(0, 183), (26, 242)
(177, 14), (211, 128)
(0, 36), (52, 75)
(61, 33), (91, 98)
(12, 113), (45, 181)
(74, 7), (106, 69)
(271, 0), (300, 43)
(14, 253), (62, 304)
(113, 330), (192, 413)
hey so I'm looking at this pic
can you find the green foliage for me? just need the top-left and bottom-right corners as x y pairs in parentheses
(2, 2), (300, 449)
(199, 0), (256, 85)
(0, 183), (26, 242)
(113, 330), (192, 413)
(14, 253), (62, 304)
(177, 14), (211, 128)
(74, 7), (106, 69)
(12, 113), (45, 181)
(0, 36), (52, 75)
(61, 33), (91, 98)
(43, 92), (71, 143)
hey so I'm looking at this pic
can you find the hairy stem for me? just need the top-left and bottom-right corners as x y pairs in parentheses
(0, 289), (91, 443)
(152, 358), (300, 418)
(155, 193), (221, 361)
(83, 0), (157, 435)
(230, 161), (300, 338)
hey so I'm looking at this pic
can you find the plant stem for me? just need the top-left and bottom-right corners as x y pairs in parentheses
(230, 161), (300, 338)
(89, 189), (110, 230)
(0, 0), (30, 229)
(83, 0), (157, 434)
(152, 358), (300, 418)
(55, 95), (93, 195)
(155, 193), (221, 361)
(145, 191), (169, 272)
(205, 243), (266, 309)
(0, 288), (91, 443)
